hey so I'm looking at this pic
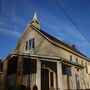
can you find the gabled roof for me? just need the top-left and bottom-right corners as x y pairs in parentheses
(30, 24), (89, 60)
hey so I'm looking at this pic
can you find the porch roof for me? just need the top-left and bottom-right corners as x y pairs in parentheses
(2, 53), (84, 69)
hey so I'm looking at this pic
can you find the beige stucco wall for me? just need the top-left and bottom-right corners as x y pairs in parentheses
(14, 24), (89, 65)
(13, 24), (90, 89)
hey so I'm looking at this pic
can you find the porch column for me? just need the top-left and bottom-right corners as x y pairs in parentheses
(16, 56), (23, 86)
(71, 66), (77, 89)
(36, 59), (41, 90)
(57, 61), (63, 90)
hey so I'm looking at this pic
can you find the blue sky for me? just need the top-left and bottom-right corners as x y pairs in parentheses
(0, 0), (90, 59)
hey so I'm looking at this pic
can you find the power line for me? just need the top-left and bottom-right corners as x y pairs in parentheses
(53, 0), (90, 43)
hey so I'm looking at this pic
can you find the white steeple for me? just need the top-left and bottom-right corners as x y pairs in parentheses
(30, 12), (40, 29)
(33, 12), (38, 21)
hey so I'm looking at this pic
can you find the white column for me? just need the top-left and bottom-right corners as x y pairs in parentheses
(79, 69), (82, 89)
(57, 61), (63, 90)
(71, 67), (77, 89)
(36, 59), (41, 90)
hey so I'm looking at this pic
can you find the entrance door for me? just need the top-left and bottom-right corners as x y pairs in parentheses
(41, 68), (49, 90)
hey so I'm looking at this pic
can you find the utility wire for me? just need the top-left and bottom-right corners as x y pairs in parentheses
(53, 0), (90, 43)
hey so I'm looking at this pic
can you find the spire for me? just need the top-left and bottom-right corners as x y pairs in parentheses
(30, 12), (40, 29)
(33, 12), (38, 21)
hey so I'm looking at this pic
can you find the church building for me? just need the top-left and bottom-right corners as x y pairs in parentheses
(1, 13), (90, 90)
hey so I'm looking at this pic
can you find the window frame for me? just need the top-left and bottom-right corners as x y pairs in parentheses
(81, 60), (83, 66)
(76, 58), (78, 64)
(70, 55), (72, 61)
(25, 38), (35, 51)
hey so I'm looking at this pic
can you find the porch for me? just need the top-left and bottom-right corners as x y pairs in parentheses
(2, 54), (84, 90)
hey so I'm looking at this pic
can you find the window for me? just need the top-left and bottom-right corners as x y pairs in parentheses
(7, 57), (18, 75)
(76, 58), (78, 64)
(70, 55), (72, 61)
(81, 61), (83, 66)
(25, 38), (35, 50)
(85, 62), (88, 73)
(23, 58), (37, 75)
(25, 41), (28, 50)
(62, 64), (71, 76)
(23, 58), (30, 75)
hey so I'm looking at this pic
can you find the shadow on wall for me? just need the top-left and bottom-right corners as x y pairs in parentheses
(7, 85), (28, 90)
(17, 85), (29, 90)
(16, 85), (38, 90)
